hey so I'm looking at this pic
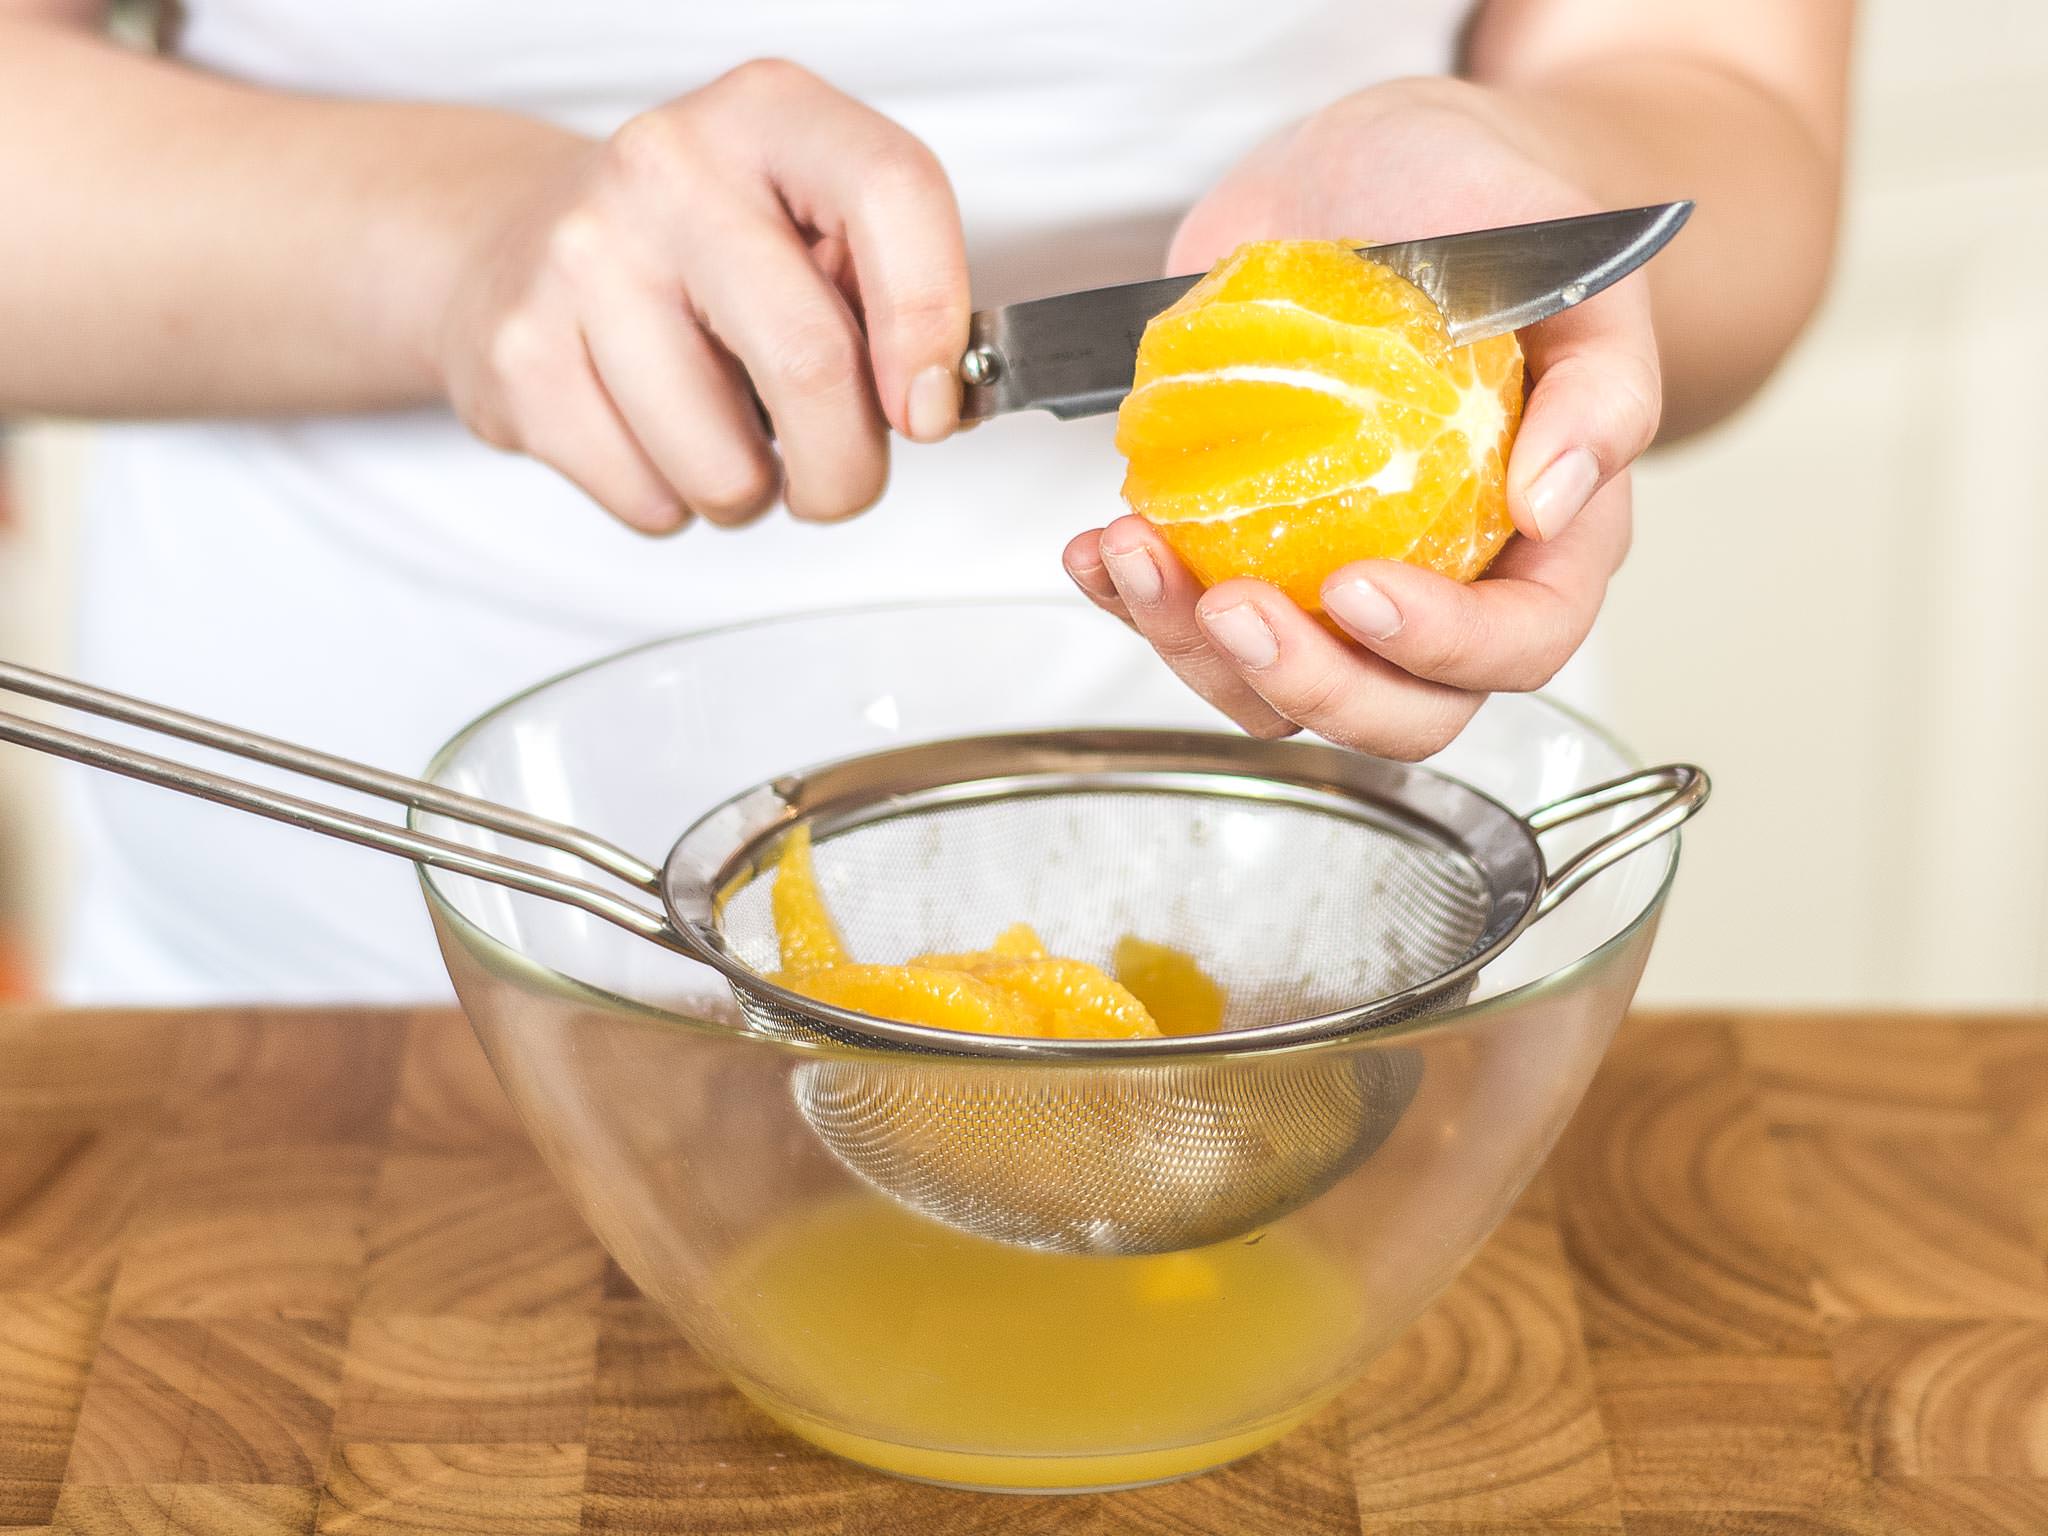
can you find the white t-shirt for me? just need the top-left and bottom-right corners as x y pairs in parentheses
(63, 1), (1491, 1002)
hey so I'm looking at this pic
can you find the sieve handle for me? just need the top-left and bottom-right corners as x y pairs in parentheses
(1526, 764), (1709, 917)
(0, 660), (682, 949)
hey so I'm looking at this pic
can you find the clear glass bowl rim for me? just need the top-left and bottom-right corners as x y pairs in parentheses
(413, 597), (1678, 1064)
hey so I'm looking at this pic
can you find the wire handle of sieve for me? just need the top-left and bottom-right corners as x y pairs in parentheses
(1525, 764), (1709, 917)
(0, 659), (684, 949)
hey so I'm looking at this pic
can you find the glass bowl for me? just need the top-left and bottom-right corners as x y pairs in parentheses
(415, 600), (1679, 1494)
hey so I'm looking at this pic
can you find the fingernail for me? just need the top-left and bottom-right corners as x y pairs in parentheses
(1322, 575), (1402, 641)
(1102, 543), (1163, 606)
(1203, 602), (1279, 669)
(906, 364), (960, 443)
(1525, 447), (1600, 540)
(630, 500), (688, 537)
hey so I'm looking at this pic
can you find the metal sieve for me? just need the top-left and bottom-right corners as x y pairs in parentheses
(0, 664), (1705, 1255)
(661, 731), (1701, 1251)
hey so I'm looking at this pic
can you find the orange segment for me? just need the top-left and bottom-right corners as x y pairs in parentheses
(766, 836), (1175, 1043)
(769, 825), (846, 973)
(974, 959), (1162, 1041)
(1113, 935), (1227, 1037)
(909, 921), (1053, 973)
(909, 948), (1003, 971)
(777, 964), (1046, 1038)
(1123, 426), (1398, 530)
(1116, 376), (1363, 460)
(991, 923), (1049, 961)
(1116, 240), (1524, 613)
(1161, 240), (1450, 358)
(1135, 305), (1459, 413)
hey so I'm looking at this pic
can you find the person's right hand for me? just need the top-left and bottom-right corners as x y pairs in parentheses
(438, 59), (970, 533)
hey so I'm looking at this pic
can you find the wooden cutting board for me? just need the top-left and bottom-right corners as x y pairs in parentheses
(3, 1004), (2048, 1535)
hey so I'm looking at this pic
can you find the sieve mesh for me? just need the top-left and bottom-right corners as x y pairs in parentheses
(786, 1048), (1428, 1252)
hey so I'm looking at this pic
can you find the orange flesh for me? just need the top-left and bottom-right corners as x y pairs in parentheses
(972, 960), (1160, 1042)
(774, 964), (1042, 1039)
(1113, 935), (1228, 1037)
(767, 837), (1228, 1042)
(770, 826), (848, 973)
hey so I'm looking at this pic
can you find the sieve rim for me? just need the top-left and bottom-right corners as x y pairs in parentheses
(657, 728), (1545, 1061)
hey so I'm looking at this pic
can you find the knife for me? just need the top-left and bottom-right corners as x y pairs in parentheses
(957, 201), (1692, 423)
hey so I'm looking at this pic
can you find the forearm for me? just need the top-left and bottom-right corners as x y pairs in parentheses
(0, 19), (585, 416)
(1482, 59), (1842, 438)
(1465, 3), (1851, 440)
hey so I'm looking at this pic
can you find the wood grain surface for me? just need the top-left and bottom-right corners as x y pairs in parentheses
(3, 1005), (2047, 1535)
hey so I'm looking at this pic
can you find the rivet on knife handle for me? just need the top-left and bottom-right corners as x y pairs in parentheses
(960, 347), (1000, 387)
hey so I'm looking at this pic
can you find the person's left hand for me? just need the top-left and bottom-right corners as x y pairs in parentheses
(1064, 79), (1651, 759)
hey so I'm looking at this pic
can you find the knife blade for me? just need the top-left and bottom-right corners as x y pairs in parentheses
(957, 201), (1691, 422)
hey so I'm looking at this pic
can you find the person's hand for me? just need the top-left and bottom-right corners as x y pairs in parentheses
(1064, 78), (1651, 758)
(439, 60), (969, 533)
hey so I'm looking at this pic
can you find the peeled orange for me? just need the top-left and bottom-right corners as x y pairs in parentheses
(1116, 240), (1524, 613)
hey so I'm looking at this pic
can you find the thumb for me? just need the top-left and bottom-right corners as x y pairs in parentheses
(1506, 278), (1662, 542)
(1167, 202), (1261, 274)
(1165, 156), (1294, 273)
